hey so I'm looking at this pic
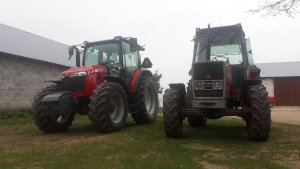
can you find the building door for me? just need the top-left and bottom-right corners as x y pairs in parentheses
(274, 77), (300, 106)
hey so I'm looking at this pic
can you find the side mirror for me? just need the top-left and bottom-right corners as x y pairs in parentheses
(68, 46), (74, 59)
(141, 57), (152, 68)
(129, 38), (138, 52)
(68, 45), (81, 67)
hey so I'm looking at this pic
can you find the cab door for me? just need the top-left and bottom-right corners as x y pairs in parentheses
(122, 42), (139, 86)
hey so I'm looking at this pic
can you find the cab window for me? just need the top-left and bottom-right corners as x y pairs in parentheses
(122, 42), (138, 68)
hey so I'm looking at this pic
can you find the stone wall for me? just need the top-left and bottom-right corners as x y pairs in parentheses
(0, 53), (69, 111)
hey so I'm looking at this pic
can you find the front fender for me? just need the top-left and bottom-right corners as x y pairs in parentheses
(41, 91), (73, 115)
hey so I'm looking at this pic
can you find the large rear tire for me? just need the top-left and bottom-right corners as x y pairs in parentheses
(32, 85), (74, 133)
(246, 85), (271, 141)
(163, 89), (183, 138)
(131, 74), (158, 124)
(89, 82), (128, 133)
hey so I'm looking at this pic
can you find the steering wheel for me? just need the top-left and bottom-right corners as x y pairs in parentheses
(211, 55), (229, 62)
(103, 60), (115, 65)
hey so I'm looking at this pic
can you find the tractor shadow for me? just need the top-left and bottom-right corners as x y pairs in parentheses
(182, 119), (249, 142)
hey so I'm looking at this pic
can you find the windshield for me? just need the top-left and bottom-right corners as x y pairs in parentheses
(84, 43), (119, 66)
(194, 33), (243, 65)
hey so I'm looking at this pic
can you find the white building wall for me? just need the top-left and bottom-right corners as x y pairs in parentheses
(262, 78), (274, 97)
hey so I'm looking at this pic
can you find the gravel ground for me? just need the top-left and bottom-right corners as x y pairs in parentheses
(271, 106), (300, 125)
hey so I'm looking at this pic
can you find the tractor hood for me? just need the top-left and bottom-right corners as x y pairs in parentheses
(62, 65), (108, 77)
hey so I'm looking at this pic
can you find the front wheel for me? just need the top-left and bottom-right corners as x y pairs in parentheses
(163, 89), (183, 138)
(89, 82), (128, 133)
(32, 85), (74, 133)
(246, 85), (271, 141)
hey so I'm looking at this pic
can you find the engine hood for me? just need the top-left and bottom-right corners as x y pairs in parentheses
(63, 65), (107, 76)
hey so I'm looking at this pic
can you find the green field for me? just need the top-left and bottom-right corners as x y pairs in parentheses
(0, 112), (299, 169)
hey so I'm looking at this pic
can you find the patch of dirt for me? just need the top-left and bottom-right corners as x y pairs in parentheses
(199, 161), (229, 169)
(273, 153), (300, 169)
(271, 107), (300, 125)
(0, 133), (113, 154)
(182, 143), (221, 152)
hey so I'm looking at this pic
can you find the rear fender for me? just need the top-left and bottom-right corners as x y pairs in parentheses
(129, 69), (153, 93)
(249, 66), (261, 80)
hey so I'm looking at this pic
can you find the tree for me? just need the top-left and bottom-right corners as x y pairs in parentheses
(153, 70), (163, 94)
(249, 0), (299, 17)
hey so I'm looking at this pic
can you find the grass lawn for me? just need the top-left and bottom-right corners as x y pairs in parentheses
(0, 112), (299, 169)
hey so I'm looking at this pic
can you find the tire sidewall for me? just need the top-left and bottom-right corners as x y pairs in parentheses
(89, 82), (128, 132)
(104, 84), (128, 128)
(142, 77), (158, 120)
(246, 85), (271, 141)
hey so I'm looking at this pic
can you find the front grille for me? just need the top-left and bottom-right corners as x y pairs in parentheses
(193, 62), (224, 80)
(60, 76), (85, 92)
(195, 90), (223, 97)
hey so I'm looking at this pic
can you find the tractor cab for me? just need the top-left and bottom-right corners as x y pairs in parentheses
(192, 24), (259, 103)
(194, 24), (251, 65)
(65, 37), (151, 90)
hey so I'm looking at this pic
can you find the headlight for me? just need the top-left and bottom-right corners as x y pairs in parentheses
(213, 81), (223, 89)
(195, 81), (204, 90)
(69, 71), (86, 77)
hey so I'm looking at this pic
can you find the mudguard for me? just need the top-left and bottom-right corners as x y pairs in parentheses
(42, 91), (70, 102)
(41, 91), (73, 115)
(130, 69), (153, 93)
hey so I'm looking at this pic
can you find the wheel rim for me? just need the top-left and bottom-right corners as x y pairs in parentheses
(56, 114), (69, 124)
(144, 86), (156, 115)
(109, 92), (124, 123)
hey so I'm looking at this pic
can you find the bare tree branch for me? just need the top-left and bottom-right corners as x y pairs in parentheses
(248, 0), (299, 17)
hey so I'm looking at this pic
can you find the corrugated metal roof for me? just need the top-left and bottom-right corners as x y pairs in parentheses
(0, 23), (75, 67)
(256, 61), (300, 77)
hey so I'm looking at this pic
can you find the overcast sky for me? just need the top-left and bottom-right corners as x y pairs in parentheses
(1, 0), (300, 89)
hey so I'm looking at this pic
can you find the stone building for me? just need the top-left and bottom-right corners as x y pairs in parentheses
(0, 23), (74, 111)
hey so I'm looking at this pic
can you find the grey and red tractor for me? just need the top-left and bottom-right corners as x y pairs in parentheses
(32, 36), (158, 133)
(163, 24), (271, 141)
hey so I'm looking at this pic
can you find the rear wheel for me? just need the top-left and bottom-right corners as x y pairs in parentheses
(32, 85), (74, 133)
(163, 89), (183, 138)
(89, 82), (128, 133)
(132, 74), (158, 124)
(246, 85), (271, 141)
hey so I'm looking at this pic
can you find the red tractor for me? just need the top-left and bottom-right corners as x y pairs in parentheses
(163, 24), (271, 141)
(32, 36), (158, 133)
